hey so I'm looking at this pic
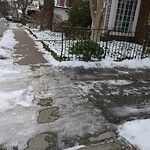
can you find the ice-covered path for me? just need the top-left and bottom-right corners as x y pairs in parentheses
(1, 21), (150, 150)
(0, 22), (52, 149)
(0, 23), (115, 150)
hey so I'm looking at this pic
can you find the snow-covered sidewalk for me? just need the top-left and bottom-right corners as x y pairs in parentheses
(0, 23), (49, 149)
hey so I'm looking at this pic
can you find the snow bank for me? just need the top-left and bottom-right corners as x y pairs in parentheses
(118, 119), (150, 150)
(101, 57), (150, 69)
(0, 30), (18, 58)
(59, 57), (150, 69)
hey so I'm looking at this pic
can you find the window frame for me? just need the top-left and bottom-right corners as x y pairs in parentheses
(104, 0), (141, 33)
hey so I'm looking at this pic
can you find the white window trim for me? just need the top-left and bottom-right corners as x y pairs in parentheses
(105, 0), (141, 32)
(132, 0), (141, 32)
(107, 0), (118, 30)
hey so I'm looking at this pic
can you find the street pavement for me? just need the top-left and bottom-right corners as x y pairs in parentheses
(0, 20), (150, 150)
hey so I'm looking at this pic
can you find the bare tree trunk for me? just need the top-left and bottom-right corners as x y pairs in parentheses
(40, 0), (54, 30)
(89, 0), (104, 42)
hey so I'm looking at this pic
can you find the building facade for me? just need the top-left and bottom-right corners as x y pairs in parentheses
(104, 0), (150, 42)
(54, 0), (76, 21)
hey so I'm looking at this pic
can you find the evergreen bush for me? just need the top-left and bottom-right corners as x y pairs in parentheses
(69, 40), (104, 61)
(67, 0), (92, 28)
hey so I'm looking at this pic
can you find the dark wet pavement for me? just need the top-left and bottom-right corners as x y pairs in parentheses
(63, 67), (150, 124)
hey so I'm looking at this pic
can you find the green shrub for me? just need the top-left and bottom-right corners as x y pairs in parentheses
(69, 40), (104, 61)
(67, 0), (92, 28)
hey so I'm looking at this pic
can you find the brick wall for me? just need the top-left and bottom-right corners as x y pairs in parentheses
(135, 0), (150, 43)
(66, 0), (76, 7)
(58, 0), (76, 7)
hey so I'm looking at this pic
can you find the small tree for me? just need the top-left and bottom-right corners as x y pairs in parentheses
(89, 0), (105, 41)
(67, 0), (92, 28)
(0, 0), (10, 16)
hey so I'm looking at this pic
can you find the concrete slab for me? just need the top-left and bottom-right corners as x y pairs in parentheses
(13, 28), (47, 66)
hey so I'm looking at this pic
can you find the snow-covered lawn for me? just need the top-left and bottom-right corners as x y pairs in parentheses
(28, 29), (150, 69)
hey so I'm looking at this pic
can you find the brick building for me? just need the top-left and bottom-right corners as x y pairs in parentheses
(135, 0), (150, 42)
(55, 0), (149, 42)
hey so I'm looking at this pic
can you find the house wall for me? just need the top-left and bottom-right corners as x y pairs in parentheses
(54, 0), (76, 21)
(66, 0), (75, 7)
(135, 0), (150, 43)
(54, 6), (69, 21)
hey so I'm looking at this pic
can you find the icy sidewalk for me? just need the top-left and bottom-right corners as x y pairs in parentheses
(0, 23), (52, 149)
(0, 23), (147, 150)
(0, 24), (38, 149)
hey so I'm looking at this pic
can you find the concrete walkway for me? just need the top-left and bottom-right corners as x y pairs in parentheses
(13, 26), (47, 65)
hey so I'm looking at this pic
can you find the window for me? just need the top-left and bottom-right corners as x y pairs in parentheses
(55, 0), (67, 7)
(104, 0), (141, 32)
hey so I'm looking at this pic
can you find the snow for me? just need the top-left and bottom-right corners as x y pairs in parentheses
(29, 29), (150, 69)
(18, 9), (22, 14)
(102, 79), (132, 85)
(0, 21), (149, 149)
(0, 27), (41, 149)
(118, 119), (150, 150)
(27, 28), (150, 150)
(64, 145), (85, 150)
(0, 29), (18, 58)
(0, 24), (109, 149)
